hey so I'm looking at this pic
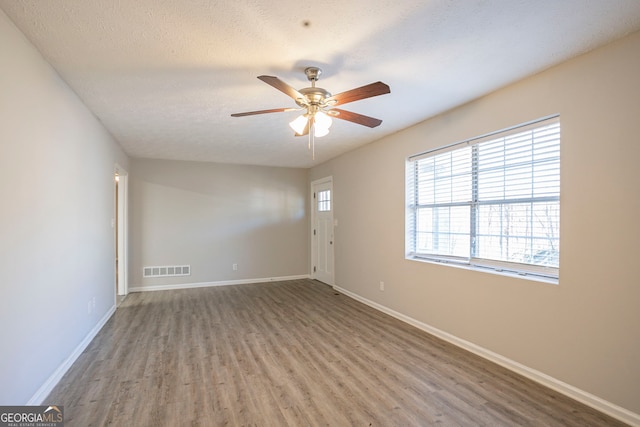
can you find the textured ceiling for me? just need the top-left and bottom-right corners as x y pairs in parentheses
(2, 1), (640, 168)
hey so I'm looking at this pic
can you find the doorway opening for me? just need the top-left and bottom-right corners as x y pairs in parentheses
(114, 165), (129, 305)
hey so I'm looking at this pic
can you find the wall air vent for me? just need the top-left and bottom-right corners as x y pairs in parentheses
(143, 265), (191, 278)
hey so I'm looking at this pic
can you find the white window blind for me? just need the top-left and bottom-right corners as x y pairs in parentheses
(406, 116), (560, 280)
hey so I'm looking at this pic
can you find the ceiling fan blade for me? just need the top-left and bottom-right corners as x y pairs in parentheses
(331, 108), (383, 128)
(231, 107), (297, 117)
(327, 81), (390, 106)
(258, 75), (305, 101)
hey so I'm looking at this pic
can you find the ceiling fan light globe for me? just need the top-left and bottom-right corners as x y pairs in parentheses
(313, 112), (331, 137)
(314, 123), (330, 138)
(289, 115), (308, 134)
(315, 111), (333, 129)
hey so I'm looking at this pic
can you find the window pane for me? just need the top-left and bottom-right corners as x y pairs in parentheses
(416, 147), (472, 205)
(477, 123), (560, 202)
(416, 206), (470, 257)
(533, 160), (560, 197)
(317, 190), (331, 212)
(476, 201), (559, 267)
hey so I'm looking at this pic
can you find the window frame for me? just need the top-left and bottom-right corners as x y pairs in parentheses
(406, 115), (560, 283)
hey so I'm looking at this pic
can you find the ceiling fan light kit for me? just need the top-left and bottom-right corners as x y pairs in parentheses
(289, 114), (309, 135)
(231, 66), (390, 158)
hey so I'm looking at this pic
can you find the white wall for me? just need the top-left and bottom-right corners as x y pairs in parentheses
(0, 10), (129, 404)
(311, 31), (640, 417)
(129, 158), (308, 289)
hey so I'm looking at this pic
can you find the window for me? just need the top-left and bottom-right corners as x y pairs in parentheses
(406, 116), (560, 281)
(317, 189), (331, 212)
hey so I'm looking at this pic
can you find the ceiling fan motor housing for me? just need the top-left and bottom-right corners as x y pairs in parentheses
(297, 87), (332, 107)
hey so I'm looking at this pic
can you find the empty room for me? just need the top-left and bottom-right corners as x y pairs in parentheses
(1, 1), (639, 425)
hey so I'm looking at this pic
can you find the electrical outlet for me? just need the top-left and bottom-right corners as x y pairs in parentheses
(233, 263), (238, 271)
(380, 281), (385, 291)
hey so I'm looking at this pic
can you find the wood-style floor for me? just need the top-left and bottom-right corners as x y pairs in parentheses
(46, 279), (626, 426)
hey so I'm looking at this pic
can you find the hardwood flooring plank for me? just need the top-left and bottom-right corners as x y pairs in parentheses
(45, 279), (628, 426)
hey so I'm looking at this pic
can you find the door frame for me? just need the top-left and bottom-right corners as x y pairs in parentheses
(310, 176), (335, 285)
(114, 164), (129, 299)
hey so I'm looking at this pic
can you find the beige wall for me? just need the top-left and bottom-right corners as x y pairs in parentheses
(0, 10), (129, 404)
(129, 159), (309, 288)
(311, 31), (640, 415)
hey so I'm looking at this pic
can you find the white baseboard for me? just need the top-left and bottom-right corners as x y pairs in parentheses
(333, 285), (640, 427)
(128, 274), (311, 293)
(27, 305), (116, 405)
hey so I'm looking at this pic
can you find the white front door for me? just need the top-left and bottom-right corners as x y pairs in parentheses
(311, 178), (334, 285)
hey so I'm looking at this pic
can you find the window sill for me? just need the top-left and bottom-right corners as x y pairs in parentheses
(406, 256), (559, 285)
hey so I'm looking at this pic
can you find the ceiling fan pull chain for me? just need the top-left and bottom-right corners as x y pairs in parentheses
(309, 118), (315, 160)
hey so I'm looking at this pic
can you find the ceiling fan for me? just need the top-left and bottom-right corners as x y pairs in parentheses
(231, 67), (390, 157)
